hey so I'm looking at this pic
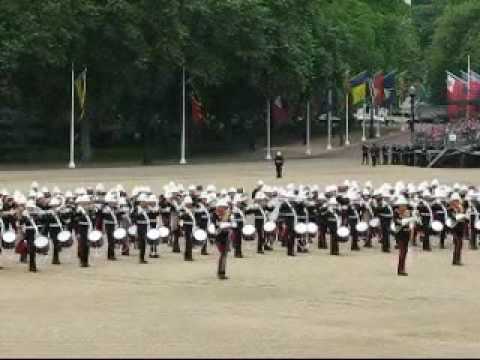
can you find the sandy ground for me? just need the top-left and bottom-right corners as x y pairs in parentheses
(1, 131), (480, 358)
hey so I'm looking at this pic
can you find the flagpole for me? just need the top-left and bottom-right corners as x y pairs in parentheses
(68, 63), (76, 169)
(180, 66), (187, 165)
(467, 55), (471, 121)
(362, 102), (367, 142)
(375, 106), (381, 138)
(266, 99), (272, 160)
(306, 101), (311, 155)
(345, 93), (350, 145)
(327, 88), (332, 150)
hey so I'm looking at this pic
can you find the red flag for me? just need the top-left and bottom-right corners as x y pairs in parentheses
(271, 96), (289, 125)
(192, 95), (204, 125)
(467, 77), (480, 120)
(372, 71), (384, 106)
(447, 72), (467, 120)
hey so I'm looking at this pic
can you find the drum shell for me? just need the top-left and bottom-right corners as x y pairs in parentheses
(128, 225), (137, 237)
(57, 231), (73, 248)
(1, 231), (17, 250)
(88, 230), (104, 248)
(336, 226), (350, 242)
(147, 229), (161, 245)
(431, 220), (444, 233)
(34, 236), (50, 255)
(242, 224), (256, 241)
(369, 218), (380, 228)
(193, 228), (207, 246)
(113, 228), (127, 242)
(294, 223), (307, 235)
(158, 226), (170, 238)
(263, 221), (276, 233)
(355, 222), (368, 233)
(306, 222), (318, 235)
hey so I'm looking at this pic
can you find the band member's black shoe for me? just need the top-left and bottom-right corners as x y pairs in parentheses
(29, 267), (37, 272)
(20, 256), (27, 264)
(351, 247), (360, 251)
(382, 249), (391, 253)
(397, 272), (408, 276)
(184, 258), (194, 261)
(217, 274), (229, 280)
(394, 244), (399, 249)
(264, 246), (273, 251)
(108, 257), (117, 261)
(201, 251), (209, 255)
(139, 259), (148, 264)
(452, 262), (463, 266)
(151, 254), (159, 259)
(173, 249), (181, 253)
(80, 263), (89, 268)
(121, 252), (129, 256)
(234, 254), (244, 258)
(257, 250), (265, 254)
(52, 259), (61, 265)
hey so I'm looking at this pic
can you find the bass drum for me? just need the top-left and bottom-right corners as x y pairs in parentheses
(34, 236), (50, 255)
(193, 228), (207, 247)
(242, 224), (256, 241)
(88, 230), (104, 248)
(1, 230), (17, 250)
(57, 230), (73, 248)
(336, 226), (350, 242)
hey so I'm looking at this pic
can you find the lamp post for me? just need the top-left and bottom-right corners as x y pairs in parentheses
(409, 85), (416, 144)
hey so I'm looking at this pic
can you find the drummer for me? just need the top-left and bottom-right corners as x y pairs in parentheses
(132, 193), (149, 264)
(230, 194), (246, 258)
(101, 193), (119, 261)
(20, 198), (39, 272)
(46, 196), (63, 265)
(74, 194), (95, 268)
(147, 194), (160, 259)
(179, 196), (195, 261)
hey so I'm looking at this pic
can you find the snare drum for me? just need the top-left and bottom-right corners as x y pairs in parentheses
(113, 228), (127, 242)
(57, 230), (73, 248)
(34, 236), (50, 255)
(242, 224), (256, 241)
(431, 220), (444, 233)
(336, 226), (350, 242)
(1, 230), (17, 250)
(147, 228), (161, 245)
(369, 218), (380, 228)
(128, 225), (137, 237)
(263, 221), (276, 233)
(294, 223), (307, 235)
(158, 226), (170, 239)
(193, 228), (207, 246)
(356, 221), (369, 234)
(306, 222), (318, 235)
(88, 230), (104, 248)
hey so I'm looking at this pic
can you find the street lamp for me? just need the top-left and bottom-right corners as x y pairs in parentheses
(409, 85), (416, 144)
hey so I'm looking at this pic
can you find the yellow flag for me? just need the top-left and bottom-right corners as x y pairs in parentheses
(351, 83), (367, 105)
(75, 69), (87, 119)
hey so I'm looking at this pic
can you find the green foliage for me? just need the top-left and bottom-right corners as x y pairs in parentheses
(0, 0), (419, 161)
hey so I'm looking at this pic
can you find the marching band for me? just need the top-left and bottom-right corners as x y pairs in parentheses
(0, 179), (479, 278)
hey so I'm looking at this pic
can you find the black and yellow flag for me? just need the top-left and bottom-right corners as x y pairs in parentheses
(75, 68), (87, 119)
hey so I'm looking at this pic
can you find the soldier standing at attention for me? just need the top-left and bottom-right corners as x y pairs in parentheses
(274, 151), (284, 179)
(362, 143), (369, 165)
(370, 143), (380, 167)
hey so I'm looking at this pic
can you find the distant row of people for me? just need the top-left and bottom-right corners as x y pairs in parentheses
(362, 144), (438, 167)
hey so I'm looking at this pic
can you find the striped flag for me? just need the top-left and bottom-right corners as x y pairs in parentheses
(75, 68), (87, 119)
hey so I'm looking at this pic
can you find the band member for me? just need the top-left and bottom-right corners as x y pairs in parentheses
(147, 194), (160, 258)
(393, 196), (411, 276)
(20, 200), (39, 272)
(213, 199), (232, 280)
(194, 193), (211, 255)
(447, 193), (466, 266)
(468, 193), (479, 250)
(46, 197), (63, 264)
(417, 191), (433, 251)
(294, 195), (309, 253)
(362, 144), (369, 165)
(245, 191), (268, 253)
(117, 197), (131, 256)
(179, 196), (195, 261)
(274, 152), (284, 178)
(370, 143), (380, 167)
(382, 144), (389, 165)
(316, 193), (328, 249)
(346, 193), (361, 251)
(101, 194), (119, 261)
(74, 195), (97, 267)
(376, 193), (393, 253)
(277, 194), (296, 256)
(325, 197), (340, 256)
(132, 193), (149, 264)
(231, 195), (245, 258)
